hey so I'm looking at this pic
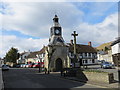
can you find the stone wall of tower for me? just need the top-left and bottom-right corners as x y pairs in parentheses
(47, 45), (68, 71)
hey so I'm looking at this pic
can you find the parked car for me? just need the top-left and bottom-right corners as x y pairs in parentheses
(2, 64), (10, 71)
(28, 63), (35, 68)
(97, 60), (102, 64)
(33, 62), (44, 68)
(97, 60), (105, 65)
(20, 64), (24, 68)
(21, 64), (26, 68)
(26, 64), (33, 68)
(16, 64), (21, 68)
(25, 64), (29, 68)
(101, 62), (113, 69)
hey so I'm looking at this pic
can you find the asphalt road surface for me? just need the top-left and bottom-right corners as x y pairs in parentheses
(2, 68), (105, 89)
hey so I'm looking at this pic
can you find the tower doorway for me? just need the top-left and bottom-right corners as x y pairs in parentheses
(55, 58), (63, 71)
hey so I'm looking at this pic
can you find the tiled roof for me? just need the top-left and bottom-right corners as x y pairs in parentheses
(69, 44), (97, 53)
(20, 52), (28, 55)
(39, 46), (46, 54)
(111, 37), (120, 46)
(26, 47), (46, 58)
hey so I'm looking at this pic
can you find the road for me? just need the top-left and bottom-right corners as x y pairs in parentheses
(2, 68), (105, 89)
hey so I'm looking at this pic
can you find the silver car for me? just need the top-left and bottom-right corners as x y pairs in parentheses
(101, 62), (113, 69)
(2, 64), (10, 71)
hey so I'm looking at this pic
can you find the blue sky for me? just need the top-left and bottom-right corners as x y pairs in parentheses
(0, 1), (118, 57)
(72, 2), (118, 24)
(2, 30), (41, 39)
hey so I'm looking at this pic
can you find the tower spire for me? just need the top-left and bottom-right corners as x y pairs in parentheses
(53, 14), (60, 27)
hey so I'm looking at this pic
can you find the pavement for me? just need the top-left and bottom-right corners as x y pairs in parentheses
(40, 72), (119, 88)
(0, 68), (4, 90)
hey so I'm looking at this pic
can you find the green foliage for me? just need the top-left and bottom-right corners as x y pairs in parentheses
(84, 69), (107, 73)
(5, 47), (19, 63)
(104, 46), (109, 51)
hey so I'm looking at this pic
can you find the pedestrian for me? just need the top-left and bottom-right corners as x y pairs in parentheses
(44, 68), (47, 74)
(61, 69), (63, 76)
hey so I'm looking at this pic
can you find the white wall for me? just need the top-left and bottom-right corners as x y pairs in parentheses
(97, 50), (113, 64)
(112, 43), (120, 55)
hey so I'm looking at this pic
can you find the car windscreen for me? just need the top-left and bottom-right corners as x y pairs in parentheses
(104, 62), (109, 64)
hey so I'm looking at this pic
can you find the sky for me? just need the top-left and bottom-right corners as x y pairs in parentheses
(0, 0), (119, 58)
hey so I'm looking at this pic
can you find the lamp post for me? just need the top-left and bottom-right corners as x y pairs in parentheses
(71, 31), (78, 68)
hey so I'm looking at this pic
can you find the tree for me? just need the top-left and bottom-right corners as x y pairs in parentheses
(104, 46), (109, 51)
(5, 47), (19, 63)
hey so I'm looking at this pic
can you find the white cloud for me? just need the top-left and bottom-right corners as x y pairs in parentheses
(0, 2), (118, 58)
(63, 13), (118, 46)
(1, 2), (84, 38)
(2, 0), (119, 2)
(0, 35), (49, 57)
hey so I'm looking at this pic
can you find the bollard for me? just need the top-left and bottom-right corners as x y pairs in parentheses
(118, 70), (120, 83)
(108, 73), (114, 84)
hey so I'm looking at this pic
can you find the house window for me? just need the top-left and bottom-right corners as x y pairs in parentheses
(92, 59), (95, 63)
(88, 53), (91, 56)
(69, 53), (71, 57)
(79, 53), (82, 58)
(83, 53), (85, 57)
(82, 60), (84, 63)
(85, 60), (88, 63)
(43, 53), (45, 57)
(80, 53), (82, 56)
(71, 52), (74, 56)
(91, 53), (93, 57)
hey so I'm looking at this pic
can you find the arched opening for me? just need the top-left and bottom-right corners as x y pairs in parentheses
(55, 58), (63, 71)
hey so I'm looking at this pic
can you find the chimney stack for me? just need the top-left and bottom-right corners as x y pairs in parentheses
(88, 41), (92, 46)
(70, 40), (73, 45)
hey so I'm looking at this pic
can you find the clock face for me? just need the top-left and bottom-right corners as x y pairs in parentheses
(55, 29), (60, 34)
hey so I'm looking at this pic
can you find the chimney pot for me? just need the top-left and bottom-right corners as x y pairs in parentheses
(70, 40), (73, 45)
(88, 41), (92, 46)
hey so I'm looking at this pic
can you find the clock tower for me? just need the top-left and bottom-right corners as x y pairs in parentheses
(49, 15), (64, 45)
(45, 15), (70, 72)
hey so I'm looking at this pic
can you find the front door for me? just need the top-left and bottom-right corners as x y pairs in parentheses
(55, 58), (63, 71)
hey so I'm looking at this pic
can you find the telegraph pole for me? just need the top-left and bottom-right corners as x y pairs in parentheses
(71, 31), (78, 68)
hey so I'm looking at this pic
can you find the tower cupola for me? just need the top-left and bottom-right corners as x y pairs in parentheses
(49, 15), (64, 45)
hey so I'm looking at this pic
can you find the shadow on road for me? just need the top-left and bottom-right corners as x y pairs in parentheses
(2, 68), (88, 89)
